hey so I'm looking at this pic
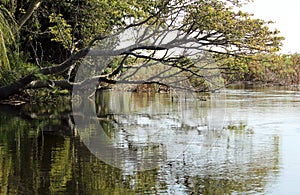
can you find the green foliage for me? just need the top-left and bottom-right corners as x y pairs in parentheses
(0, 5), (18, 76)
(215, 55), (251, 84)
(244, 53), (300, 85)
(19, 0), (159, 59)
(71, 0), (158, 44)
(103, 57), (124, 75)
(49, 13), (74, 51)
(183, 0), (283, 53)
(0, 52), (38, 86)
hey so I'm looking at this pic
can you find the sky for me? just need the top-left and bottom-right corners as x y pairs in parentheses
(242, 0), (300, 54)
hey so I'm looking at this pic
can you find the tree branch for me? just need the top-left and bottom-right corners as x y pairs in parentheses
(0, 43), (91, 99)
(18, 0), (42, 28)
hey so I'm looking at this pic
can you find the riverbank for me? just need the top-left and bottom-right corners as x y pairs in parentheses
(227, 81), (300, 91)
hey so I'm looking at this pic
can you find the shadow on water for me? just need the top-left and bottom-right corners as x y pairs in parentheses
(0, 89), (282, 194)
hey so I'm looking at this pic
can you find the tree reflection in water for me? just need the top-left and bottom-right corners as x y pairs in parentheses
(0, 91), (279, 194)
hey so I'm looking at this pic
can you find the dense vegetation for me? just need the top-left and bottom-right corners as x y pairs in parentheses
(0, 0), (293, 101)
(246, 53), (300, 86)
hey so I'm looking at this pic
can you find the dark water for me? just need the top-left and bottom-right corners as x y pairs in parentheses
(0, 88), (299, 194)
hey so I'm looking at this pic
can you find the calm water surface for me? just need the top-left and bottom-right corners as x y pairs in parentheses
(0, 88), (299, 194)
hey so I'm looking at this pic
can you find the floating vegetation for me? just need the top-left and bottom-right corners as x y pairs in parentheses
(226, 122), (254, 134)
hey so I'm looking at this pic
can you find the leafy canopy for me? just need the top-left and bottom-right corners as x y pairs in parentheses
(0, 0), (284, 92)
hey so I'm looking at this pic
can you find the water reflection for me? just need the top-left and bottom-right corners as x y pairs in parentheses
(0, 89), (287, 194)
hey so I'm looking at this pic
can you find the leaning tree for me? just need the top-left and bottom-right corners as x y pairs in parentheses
(0, 0), (283, 100)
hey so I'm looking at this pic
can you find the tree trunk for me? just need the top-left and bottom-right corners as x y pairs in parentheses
(0, 48), (89, 99)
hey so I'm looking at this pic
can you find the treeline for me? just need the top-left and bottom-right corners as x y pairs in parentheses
(245, 53), (300, 86)
(219, 53), (300, 87)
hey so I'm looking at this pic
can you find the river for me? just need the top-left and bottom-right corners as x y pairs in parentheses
(0, 87), (299, 194)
